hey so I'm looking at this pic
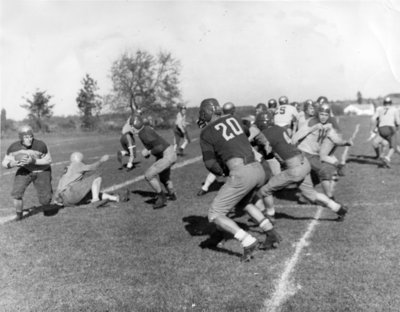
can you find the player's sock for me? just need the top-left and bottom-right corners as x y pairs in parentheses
(259, 218), (274, 232)
(234, 229), (257, 247)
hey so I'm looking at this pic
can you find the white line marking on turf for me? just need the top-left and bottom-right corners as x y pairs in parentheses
(261, 206), (323, 312)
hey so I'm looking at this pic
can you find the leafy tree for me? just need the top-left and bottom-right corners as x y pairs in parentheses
(110, 50), (182, 113)
(76, 74), (102, 130)
(21, 90), (54, 132)
(357, 91), (363, 104)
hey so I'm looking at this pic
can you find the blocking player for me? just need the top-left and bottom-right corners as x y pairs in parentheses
(173, 104), (191, 156)
(292, 103), (348, 199)
(2, 125), (53, 220)
(298, 99), (315, 130)
(198, 98), (281, 262)
(370, 96), (400, 167)
(53, 152), (129, 207)
(274, 96), (300, 137)
(255, 111), (348, 221)
(130, 114), (177, 209)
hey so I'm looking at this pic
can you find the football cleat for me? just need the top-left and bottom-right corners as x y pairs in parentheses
(197, 189), (208, 196)
(380, 157), (391, 168)
(336, 206), (348, 222)
(241, 240), (259, 262)
(15, 212), (23, 221)
(177, 147), (184, 156)
(153, 192), (167, 209)
(259, 229), (282, 250)
(118, 189), (130, 202)
(337, 164), (346, 176)
(95, 198), (112, 209)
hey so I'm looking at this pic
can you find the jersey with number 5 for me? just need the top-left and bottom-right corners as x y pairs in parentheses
(274, 104), (299, 127)
(200, 115), (254, 164)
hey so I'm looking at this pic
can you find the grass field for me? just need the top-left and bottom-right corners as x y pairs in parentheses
(1, 116), (399, 312)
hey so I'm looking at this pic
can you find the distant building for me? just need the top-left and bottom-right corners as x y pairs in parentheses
(344, 103), (375, 116)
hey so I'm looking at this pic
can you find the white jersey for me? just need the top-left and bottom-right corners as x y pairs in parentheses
(274, 104), (299, 127)
(372, 106), (400, 127)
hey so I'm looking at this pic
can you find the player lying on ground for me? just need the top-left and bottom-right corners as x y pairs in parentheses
(53, 152), (129, 207)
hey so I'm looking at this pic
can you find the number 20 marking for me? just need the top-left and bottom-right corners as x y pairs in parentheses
(215, 117), (244, 141)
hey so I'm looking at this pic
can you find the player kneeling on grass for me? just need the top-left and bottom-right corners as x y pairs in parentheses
(199, 98), (281, 262)
(2, 125), (53, 221)
(117, 115), (137, 171)
(130, 114), (177, 209)
(53, 152), (129, 208)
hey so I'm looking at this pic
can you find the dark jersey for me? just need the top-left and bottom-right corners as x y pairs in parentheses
(200, 115), (254, 176)
(138, 126), (169, 157)
(6, 139), (50, 171)
(261, 125), (301, 162)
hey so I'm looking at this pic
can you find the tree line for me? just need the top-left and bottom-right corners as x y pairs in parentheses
(1, 49), (183, 134)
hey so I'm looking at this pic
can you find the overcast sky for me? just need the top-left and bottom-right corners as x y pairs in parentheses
(1, 0), (399, 121)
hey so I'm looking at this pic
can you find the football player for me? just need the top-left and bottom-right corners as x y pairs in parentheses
(298, 99), (315, 129)
(2, 125), (53, 220)
(255, 111), (347, 221)
(130, 114), (177, 209)
(267, 99), (278, 114)
(53, 152), (129, 207)
(370, 96), (400, 167)
(174, 104), (191, 156)
(198, 98), (281, 262)
(118, 115), (137, 171)
(274, 96), (300, 137)
(256, 102), (268, 115)
(292, 103), (347, 199)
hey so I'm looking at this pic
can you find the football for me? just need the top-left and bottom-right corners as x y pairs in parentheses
(14, 153), (33, 164)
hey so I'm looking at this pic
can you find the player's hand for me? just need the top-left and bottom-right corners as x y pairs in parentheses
(141, 149), (150, 158)
(312, 123), (324, 132)
(19, 155), (35, 165)
(100, 155), (110, 163)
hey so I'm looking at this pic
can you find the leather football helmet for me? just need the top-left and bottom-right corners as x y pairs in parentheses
(130, 114), (145, 130)
(255, 110), (275, 130)
(278, 96), (289, 105)
(319, 103), (331, 114)
(198, 98), (221, 123)
(256, 103), (268, 113)
(18, 125), (34, 140)
(70, 152), (84, 162)
(222, 102), (235, 115)
(267, 99), (277, 109)
(316, 96), (328, 104)
(383, 97), (392, 105)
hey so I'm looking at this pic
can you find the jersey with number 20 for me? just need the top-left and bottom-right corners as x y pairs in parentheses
(200, 115), (254, 164)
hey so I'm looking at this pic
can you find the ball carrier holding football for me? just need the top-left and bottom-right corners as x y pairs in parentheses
(2, 125), (53, 220)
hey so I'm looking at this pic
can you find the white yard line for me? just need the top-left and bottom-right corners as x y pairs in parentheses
(261, 206), (323, 312)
